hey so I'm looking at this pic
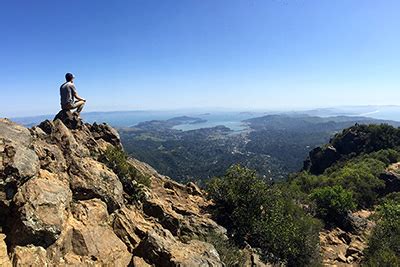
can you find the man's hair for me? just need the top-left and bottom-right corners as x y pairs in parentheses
(65, 73), (74, 82)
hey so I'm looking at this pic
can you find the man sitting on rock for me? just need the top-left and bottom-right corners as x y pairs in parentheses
(60, 73), (86, 117)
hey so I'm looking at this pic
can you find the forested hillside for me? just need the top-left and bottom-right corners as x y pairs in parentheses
(206, 123), (400, 265)
(120, 114), (399, 183)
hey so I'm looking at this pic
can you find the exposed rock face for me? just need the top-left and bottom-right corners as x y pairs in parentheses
(10, 171), (72, 247)
(12, 246), (48, 267)
(320, 210), (374, 266)
(134, 229), (222, 267)
(303, 145), (340, 175)
(0, 117), (225, 266)
(378, 162), (400, 195)
(303, 125), (369, 175)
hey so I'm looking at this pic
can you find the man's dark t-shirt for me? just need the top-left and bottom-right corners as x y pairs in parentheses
(60, 82), (77, 109)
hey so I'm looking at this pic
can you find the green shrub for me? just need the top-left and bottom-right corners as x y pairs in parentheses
(103, 146), (150, 186)
(207, 165), (321, 266)
(380, 192), (400, 204)
(101, 146), (151, 201)
(199, 231), (246, 266)
(364, 201), (400, 266)
(288, 171), (328, 194)
(310, 185), (356, 225)
(291, 150), (395, 209)
(326, 158), (385, 208)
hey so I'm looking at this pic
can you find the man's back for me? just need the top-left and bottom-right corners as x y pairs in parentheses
(60, 81), (75, 109)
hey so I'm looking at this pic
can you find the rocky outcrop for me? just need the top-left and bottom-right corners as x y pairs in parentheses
(303, 145), (340, 175)
(320, 210), (374, 266)
(134, 229), (222, 266)
(378, 162), (400, 195)
(53, 110), (83, 130)
(0, 117), (226, 266)
(303, 125), (370, 175)
(10, 170), (72, 247)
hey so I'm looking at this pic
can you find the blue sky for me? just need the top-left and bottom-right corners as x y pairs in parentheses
(1, 0), (399, 117)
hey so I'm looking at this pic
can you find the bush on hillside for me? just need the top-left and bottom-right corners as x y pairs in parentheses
(290, 149), (400, 209)
(379, 192), (400, 204)
(199, 231), (246, 266)
(288, 171), (328, 194)
(364, 200), (400, 266)
(310, 185), (356, 226)
(101, 146), (151, 201)
(326, 158), (385, 208)
(207, 165), (321, 266)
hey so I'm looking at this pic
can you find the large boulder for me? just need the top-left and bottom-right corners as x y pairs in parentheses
(53, 110), (83, 130)
(0, 118), (39, 183)
(10, 170), (72, 247)
(88, 122), (122, 148)
(113, 206), (156, 252)
(304, 145), (340, 175)
(379, 170), (400, 195)
(1, 119), (40, 232)
(47, 199), (132, 266)
(68, 157), (124, 213)
(134, 229), (222, 267)
(11, 245), (48, 267)
(38, 119), (90, 158)
(31, 139), (67, 173)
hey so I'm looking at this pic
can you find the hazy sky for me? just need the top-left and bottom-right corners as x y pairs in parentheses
(1, 0), (399, 117)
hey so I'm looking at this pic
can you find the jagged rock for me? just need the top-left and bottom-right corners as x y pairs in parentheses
(143, 198), (182, 236)
(3, 143), (39, 180)
(347, 240), (365, 257)
(0, 119), (40, 201)
(346, 246), (362, 257)
(141, 172), (226, 240)
(336, 252), (347, 263)
(10, 170), (72, 247)
(113, 206), (156, 252)
(69, 156), (124, 213)
(39, 119), (90, 157)
(379, 169), (400, 195)
(12, 245), (48, 267)
(89, 122), (122, 148)
(32, 139), (67, 173)
(186, 182), (203, 196)
(304, 145), (340, 175)
(47, 199), (132, 266)
(53, 110), (83, 129)
(342, 211), (368, 233)
(320, 210), (374, 266)
(67, 199), (131, 266)
(0, 118), (32, 146)
(0, 234), (11, 267)
(332, 128), (366, 155)
(134, 229), (222, 266)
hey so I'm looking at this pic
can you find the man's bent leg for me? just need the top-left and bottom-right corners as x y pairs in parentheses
(74, 101), (85, 114)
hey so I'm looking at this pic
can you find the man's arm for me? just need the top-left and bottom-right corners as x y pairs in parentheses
(71, 84), (86, 102)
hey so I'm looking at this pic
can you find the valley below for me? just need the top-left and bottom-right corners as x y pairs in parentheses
(119, 113), (400, 183)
